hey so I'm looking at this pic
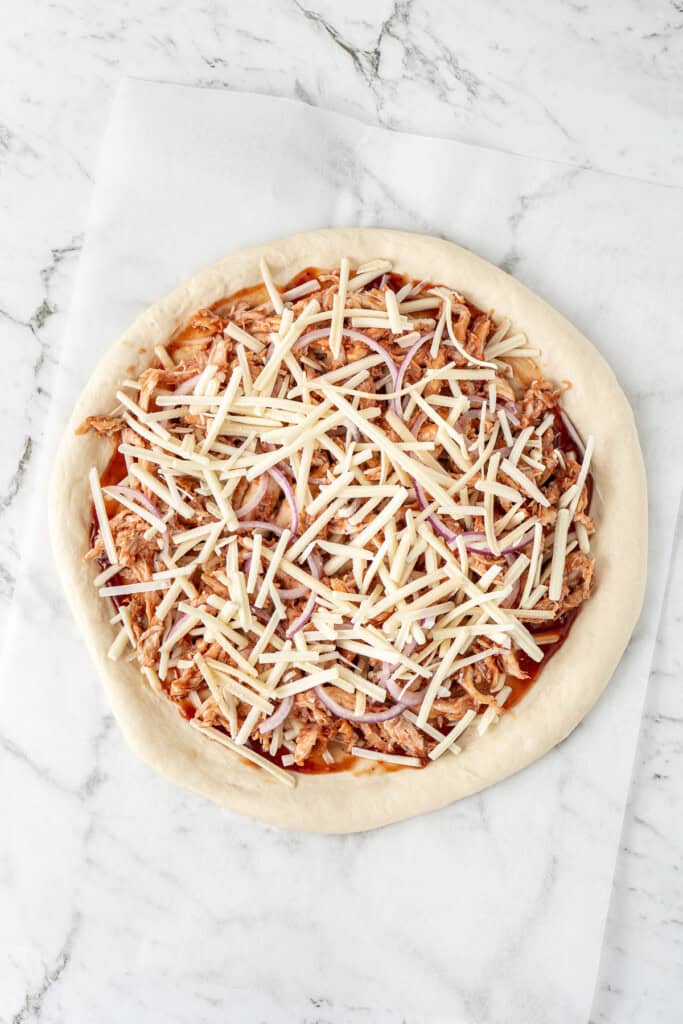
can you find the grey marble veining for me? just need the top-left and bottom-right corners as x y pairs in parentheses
(1, 4), (682, 1021)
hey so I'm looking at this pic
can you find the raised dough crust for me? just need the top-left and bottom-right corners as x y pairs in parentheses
(49, 228), (647, 833)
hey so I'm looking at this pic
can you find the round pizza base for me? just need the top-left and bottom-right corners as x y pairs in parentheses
(49, 228), (647, 833)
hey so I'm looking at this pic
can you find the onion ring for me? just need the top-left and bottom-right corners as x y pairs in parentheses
(286, 552), (322, 637)
(258, 694), (294, 735)
(314, 685), (406, 724)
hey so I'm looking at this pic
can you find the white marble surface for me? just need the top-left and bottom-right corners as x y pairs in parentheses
(593, 497), (683, 1023)
(1, 4), (682, 1021)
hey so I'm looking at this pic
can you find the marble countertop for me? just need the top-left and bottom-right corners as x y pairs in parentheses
(1, 3), (681, 1021)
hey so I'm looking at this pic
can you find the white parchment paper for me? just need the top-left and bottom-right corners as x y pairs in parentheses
(3, 79), (682, 1024)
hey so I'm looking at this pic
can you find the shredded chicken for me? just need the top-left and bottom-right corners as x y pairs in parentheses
(76, 414), (123, 437)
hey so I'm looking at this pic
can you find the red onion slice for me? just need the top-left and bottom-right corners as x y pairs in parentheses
(235, 520), (286, 536)
(459, 407), (490, 424)
(381, 662), (428, 708)
(165, 611), (190, 647)
(236, 475), (269, 519)
(458, 529), (535, 556)
(383, 679), (427, 709)
(258, 694), (294, 735)
(293, 326), (335, 348)
(413, 487), (534, 556)
(413, 478), (459, 544)
(173, 373), (202, 395)
(108, 485), (165, 523)
(276, 584), (310, 600)
(407, 414), (463, 545)
(267, 466), (299, 535)
(314, 685), (406, 724)
(378, 643), (427, 708)
(504, 402), (520, 426)
(337, 497), (362, 520)
(286, 552), (321, 638)
(295, 327), (398, 387)
(345, 421), (361, 445)
(499, 532), (535, 556)
(393, 331), (435, 416)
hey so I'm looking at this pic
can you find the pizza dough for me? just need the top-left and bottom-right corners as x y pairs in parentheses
(49, 228), (647, 833)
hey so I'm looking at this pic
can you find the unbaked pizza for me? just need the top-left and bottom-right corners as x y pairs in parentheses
(51, 229), (646, 832)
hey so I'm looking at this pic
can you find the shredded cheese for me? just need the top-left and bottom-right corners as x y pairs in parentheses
(548, 508), (571, 601)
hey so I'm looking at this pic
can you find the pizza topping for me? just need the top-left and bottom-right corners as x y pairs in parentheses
(81, 259), (595, 784)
